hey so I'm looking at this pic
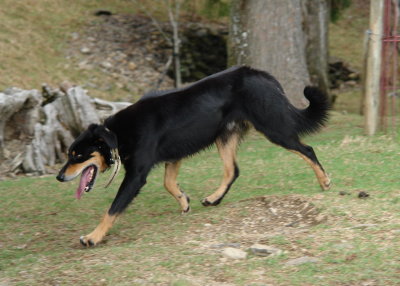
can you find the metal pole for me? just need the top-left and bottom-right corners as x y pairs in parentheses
(390, 0), (398, 134)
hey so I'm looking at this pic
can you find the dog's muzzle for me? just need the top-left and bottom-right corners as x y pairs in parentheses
(56, 173), (65, 182)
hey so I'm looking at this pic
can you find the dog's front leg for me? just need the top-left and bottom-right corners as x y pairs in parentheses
(80, 169), (148, 247)
(80, 213), (118, 246)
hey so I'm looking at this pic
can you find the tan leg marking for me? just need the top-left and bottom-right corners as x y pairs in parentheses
(164, 161), (190, 213)
(203, 134), (239, 204)
(291, 150), (331, 190)
(80, 213), (117, 246)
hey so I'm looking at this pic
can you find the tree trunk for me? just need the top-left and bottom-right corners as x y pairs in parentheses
(229, 0), (330, 108)
(302, 0), (330, 95)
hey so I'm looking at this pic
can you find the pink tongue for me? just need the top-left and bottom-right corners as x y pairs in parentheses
(75, 166), (94, 199)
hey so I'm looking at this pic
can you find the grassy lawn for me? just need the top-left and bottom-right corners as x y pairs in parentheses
(1, 112), (399, 286)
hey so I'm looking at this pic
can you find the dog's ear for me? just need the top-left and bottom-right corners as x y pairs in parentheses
(91, 124), (118, 150)
(90, 124), (121, 188)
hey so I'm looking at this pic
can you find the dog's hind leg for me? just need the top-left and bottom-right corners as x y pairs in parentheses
(164, 161), (191, 213)
(266, 134), (331, 191)
(289, 143), (331, 190)
(201, 133), (240, 206)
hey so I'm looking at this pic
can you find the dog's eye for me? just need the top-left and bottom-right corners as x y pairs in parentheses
(70, 153), (83, 160)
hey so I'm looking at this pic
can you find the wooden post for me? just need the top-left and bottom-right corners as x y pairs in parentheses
(364, 0), (384, 135)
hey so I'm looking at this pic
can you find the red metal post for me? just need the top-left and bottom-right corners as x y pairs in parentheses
(380, 0), (399, 133)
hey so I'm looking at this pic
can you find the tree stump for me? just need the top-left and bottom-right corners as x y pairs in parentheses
(0, 85), (131, 177)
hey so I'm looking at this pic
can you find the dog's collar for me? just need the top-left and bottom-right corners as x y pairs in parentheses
(103, 126), (121, 188)
(103, 126), (117, 165)
(104, 148), (121, 188)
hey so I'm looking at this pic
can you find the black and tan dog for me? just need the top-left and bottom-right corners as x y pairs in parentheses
(57, 66), (330, 246)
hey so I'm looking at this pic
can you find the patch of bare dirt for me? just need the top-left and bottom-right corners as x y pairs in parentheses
(162, 194), (330, 284)
(234, 195), (326, 229)
(181, 195), (328, 249)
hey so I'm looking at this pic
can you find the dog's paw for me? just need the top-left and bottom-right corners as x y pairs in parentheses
(179, 190), (191, 214)
(80, 236), (95, 247)
(181, 205), (191, 215)
(201, 198), (212, 206)
(201, 198), (221, 207)
(79, 234), (102, 247)
(321, 178), (331, 191)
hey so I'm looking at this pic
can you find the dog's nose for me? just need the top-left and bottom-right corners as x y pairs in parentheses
(56, 173), (65, 182)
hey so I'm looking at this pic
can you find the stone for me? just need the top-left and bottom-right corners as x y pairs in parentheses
(222, 247), (247, 260)
(285, 256), (320, 266)
(128, 62), (137, 70)
(249, 244), (283, 257)
(78, 61), (92, 70)
(80, 47), (91, 54)
(350, 224), (377, 230)
(100, 61), (113, 69)
(358, 191), (370, 198)
(210, 243), (241, 249)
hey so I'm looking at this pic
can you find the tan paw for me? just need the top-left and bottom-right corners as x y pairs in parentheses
(321, 177), (331, 191)
(179, 190), (191, 214)
(79, 233), (103, 247)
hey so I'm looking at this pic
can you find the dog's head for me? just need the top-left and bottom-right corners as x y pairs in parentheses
(56, 124), (120, 199)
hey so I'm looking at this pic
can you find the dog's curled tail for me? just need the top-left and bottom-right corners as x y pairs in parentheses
(295, 86), (330, 136)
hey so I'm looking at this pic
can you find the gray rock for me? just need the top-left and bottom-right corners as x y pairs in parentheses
(350, 224), (377, 230)
(249, 244), (283, 257)
(222, 247), (247, 260)
(210, 243), (241, 249)
(80, 47), (91, 54)
(78, 61), (92, 70)
(285, 256), (320, 266)
(100, 61), (113, 69)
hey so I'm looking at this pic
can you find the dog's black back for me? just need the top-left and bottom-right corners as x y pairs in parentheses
(105, 66), (327, 165)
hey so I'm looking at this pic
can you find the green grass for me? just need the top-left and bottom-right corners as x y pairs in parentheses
(1, 112), (399, 285)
